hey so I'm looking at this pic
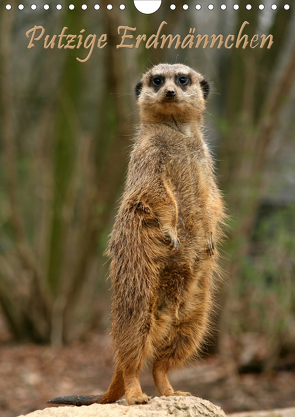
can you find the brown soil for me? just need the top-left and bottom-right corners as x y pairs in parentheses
(1, 330), (295, 417)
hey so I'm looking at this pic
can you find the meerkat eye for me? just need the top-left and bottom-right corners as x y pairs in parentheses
(151, 76), (164, 87)
(178, 75), (189, 86)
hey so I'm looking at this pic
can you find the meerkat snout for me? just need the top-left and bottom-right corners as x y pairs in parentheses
(165, 89), (176, 98)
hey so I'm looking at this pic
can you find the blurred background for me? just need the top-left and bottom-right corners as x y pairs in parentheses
(0, 0), (295, 415)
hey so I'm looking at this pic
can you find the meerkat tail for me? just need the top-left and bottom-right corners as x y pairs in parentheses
(47, 395), (102, 406)
(47, 367), (124, 406)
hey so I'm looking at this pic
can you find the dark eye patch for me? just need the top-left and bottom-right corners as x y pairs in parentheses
(176, 74), (190, 87)
(150, 75), (165, 89)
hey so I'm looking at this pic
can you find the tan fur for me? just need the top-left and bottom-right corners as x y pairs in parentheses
(48, 64), (225, 407)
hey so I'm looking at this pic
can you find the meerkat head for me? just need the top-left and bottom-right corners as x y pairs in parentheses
(135, 63), (210, 123)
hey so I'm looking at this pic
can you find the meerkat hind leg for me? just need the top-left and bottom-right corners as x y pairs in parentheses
(152, 360), (191, 397)
(123, 368), (150, 405)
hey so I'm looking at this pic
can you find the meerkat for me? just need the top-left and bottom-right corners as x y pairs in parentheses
(48, 63), (225, 407)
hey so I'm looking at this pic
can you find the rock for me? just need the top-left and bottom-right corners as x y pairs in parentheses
(17, 396), (226, 417)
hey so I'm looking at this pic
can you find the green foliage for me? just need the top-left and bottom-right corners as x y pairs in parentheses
(233, 205), (295, 355)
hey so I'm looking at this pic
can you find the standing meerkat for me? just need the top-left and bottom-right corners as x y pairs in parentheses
(49, 63), (225, 407)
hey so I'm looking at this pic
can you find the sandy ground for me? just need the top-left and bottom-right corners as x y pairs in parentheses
(1, 330), (295, 417)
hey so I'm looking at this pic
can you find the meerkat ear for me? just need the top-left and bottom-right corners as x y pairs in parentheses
(135, 81), (143, 99)
(200, 79), (210, 100)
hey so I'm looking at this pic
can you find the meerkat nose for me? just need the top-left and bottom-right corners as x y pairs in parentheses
(165, 89), (176, 98)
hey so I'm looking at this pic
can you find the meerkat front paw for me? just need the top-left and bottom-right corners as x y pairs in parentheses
(135, 202), (151, 214)
(206, 231), (214, 255)
(166, 229), (180, 249)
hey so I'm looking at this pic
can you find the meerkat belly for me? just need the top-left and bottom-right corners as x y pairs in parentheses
(150, 252), (211, 333)
(147, 148), (217, 357)
(149, 264), (210, 357)
(172, 167), (210, 248)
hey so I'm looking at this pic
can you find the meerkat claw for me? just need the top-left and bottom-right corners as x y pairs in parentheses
(128, 394), (150, 405)
(168, 232), (180, 249)
(206, 232), (214, 255)
(136, 202), (150, 214)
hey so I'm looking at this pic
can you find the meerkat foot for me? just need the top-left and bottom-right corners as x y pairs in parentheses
(124, 367), (149, 406)
(171, 390), (192, 396)
(127, 393), (150, 405)
(161, 390), (191, 397)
